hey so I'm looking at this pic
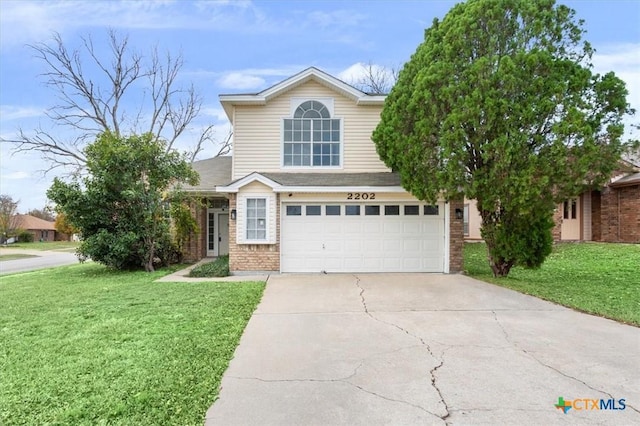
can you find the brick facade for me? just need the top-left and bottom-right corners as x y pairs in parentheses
(449, 199), (465, 273)
(597, 185), (640, 243)
(590, 191), (602, 241)
(182, 199), (207, 263)
(228, 194), (281, 272)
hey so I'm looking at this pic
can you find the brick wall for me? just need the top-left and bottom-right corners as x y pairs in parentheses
(591, 191), (602, 241)
(229, 193), (281, 272)
(449, 199), (464, 273)
(552, 206), (563, 242)
(600, 185), (640, 243)
(182, 200), (206, 263)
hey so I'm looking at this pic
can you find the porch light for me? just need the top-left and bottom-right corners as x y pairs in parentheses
(231, 209), (237, 220)
(455, 208), (464, 220)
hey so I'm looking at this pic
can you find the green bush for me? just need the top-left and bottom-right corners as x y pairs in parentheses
(188, 255), (230, 277)
(17, 231), (34, 243)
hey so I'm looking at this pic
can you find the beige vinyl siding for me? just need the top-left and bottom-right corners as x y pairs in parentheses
(232, 80), (389, 179)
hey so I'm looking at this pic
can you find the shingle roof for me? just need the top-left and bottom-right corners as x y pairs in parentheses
(609, 172), (640, 188)
(13, 214), (56, 231)
(184, 156), (232, 191)
(259, 172), (401, 187)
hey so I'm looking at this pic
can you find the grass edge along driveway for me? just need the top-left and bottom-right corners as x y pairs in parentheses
(464, 242), (640, 326)
(0, 263), (265, 426)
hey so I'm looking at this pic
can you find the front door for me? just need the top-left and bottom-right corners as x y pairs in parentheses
(561, 197), (580, 240)
(217, 213), (229, 256)
(207, 210), (230, 256)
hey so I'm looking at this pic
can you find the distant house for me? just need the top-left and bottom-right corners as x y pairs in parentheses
(13, 214), (57, 242)
(464, 162), (640, 243)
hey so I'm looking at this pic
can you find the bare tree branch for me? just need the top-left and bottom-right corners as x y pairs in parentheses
(187, 126), (232, 163)
(351, 62), (399, 95)
(2, 29), (215, 175)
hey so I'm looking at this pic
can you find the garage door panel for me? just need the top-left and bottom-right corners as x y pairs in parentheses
(282, 202), (445, 273)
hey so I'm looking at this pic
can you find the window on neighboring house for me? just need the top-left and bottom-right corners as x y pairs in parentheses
(283, 100), (340, 167)
(563, 199), (577, 220)
(246, 198), (267, 240)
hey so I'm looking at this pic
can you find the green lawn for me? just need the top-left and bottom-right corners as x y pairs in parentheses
(464, 242), (640, 326)
(0, 263), (265, 425)
(0, 241), (80, 252)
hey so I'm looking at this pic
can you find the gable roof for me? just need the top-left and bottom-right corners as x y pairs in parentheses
(183, 156), (232, 193)
(14, 214), (56, 231)
(219, 67), (386, 122)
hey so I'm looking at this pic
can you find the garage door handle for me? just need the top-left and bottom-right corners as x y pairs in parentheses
(322, 244), (325, 250)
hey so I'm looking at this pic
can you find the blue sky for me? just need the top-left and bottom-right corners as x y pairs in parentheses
(1, 0), (639, 213)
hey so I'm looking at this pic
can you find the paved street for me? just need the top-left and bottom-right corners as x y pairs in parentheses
(0, 249), (80, 275)
(206, 273), (640, 425)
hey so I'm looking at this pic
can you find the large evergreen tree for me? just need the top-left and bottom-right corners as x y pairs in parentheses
(373, 0), (632, 276)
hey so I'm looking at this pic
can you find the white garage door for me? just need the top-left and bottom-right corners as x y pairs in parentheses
(281, 202), (445, 273)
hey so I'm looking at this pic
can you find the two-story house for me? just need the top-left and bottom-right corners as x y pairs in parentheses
(183, 67), (464, 274)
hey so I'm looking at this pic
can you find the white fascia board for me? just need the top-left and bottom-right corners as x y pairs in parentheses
(273, 186), (407, 193)
(356, 96), (386, 105)
(216, 172), (283, 193)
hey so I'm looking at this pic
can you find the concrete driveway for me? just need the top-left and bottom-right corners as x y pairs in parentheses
(205, 273), (640, 425)
(0, 249), (79, 275)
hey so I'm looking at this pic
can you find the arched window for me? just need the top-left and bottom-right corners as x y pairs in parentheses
(283, 100), (341, 167)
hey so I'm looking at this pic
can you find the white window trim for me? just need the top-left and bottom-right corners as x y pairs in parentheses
(244, 197), (269, 243)
(290, 98), (334, 116)
(281, 98), (343, 170)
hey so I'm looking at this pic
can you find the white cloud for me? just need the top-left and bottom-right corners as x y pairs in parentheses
(217, 73), (265, 90)
(3, 171), (30, 180)
(0, 105), (45, 121)
(592, 43), (640, 110)
(214, 66), (305, 91)
(201, 107), (230, 122)
(592, 43), (640, 141)
(307, 10), (366, 29)
(337, 62), (396, 89)
(0, 0), (274, 49)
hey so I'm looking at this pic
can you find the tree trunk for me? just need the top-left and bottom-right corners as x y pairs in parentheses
(479, 205), (515, 278)
(145, 238), (155, 272)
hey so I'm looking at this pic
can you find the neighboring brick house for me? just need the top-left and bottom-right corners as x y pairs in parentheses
(183, 67), (464, 273)
(464, 165), (640, 243)
(13, 214), (56, 242)
(591, 172), (640, 243)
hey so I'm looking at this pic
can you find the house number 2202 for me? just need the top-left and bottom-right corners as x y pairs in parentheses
(347, 193), (375, 200)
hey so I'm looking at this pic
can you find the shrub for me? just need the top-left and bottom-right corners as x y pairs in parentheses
(17, 231), (34, 243)
(188, 255), (230, 277)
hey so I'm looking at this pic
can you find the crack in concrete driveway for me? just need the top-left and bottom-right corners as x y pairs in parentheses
(205, 273), (640, 425)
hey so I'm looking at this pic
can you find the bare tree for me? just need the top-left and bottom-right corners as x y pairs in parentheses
(27, 206), (56, 222)
(186, 126), (233, 163)
(0, 195), (22, 243)
(3, 30), (223, 173)
(351, 62), (399, 95)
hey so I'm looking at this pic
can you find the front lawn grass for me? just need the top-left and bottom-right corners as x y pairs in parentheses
(0, 263), (265, 425)
(464, 242), (640, 326)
